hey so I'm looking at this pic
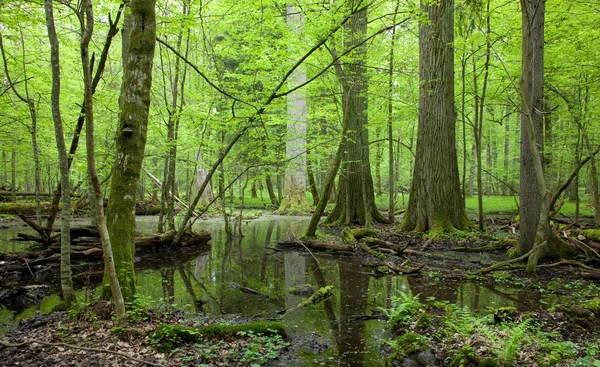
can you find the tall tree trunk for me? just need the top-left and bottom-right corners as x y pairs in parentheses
(79, 0), (126, 318)
(503, 103), (511, 196)
(44, 0), (74, 307)
(400, 0), (469, 235)
(518, 0), (545, 255)
(387, 2), (399, 223)
(279, 5), (310, 214)
(323, 0), (385, 226)
(105, 0), (156, 301)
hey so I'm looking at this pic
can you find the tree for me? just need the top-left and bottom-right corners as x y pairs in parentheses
(104, 0), (156, 301)
(518, 0), (545, 255)
(323, 0), (385, 226)
(400, 0), (470, 235)
(43, 0), (75, 307)
(79, 0), (126, 317)
(279, 5), (310, 214)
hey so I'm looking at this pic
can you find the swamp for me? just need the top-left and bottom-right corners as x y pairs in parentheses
(1, 0), (600, 365)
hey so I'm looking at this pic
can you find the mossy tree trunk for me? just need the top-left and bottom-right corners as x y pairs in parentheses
(400, 0), (470, 235)
(104, 0), (156, 301)
(44, 0), (75, 307)
(323, 0), (385, 226)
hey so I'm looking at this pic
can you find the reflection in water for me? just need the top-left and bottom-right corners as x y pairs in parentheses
(338, 261), (369, 367)
(0, 215), (582, 360)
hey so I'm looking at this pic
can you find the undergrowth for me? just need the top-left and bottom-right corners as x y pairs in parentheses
(385, 291), (600, 367)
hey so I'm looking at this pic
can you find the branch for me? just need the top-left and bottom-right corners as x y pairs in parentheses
(550, 143), (600, 211)
(0, 33), (30, 104)
(156, 38), (252, 108)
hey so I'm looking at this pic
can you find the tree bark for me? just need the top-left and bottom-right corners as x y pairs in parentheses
(518, 0), (545, 254)
(400, 0), (469, 235)
(79, 0), (126, 318)
(105, 0), (156, 301)
(323, 0), (385, 226)
(44, 0), (75, 307)
(279, 5), (310, 214)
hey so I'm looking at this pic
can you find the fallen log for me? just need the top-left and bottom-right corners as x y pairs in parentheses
(229, 281), (272, 299)
(364, 260), (424, 275)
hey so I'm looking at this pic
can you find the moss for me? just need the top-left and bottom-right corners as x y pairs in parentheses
(149, 324), (200, 351)
(580, 229), (600, 241)
(341, 228), (378, 244)
(150, 321), (286, 352)
(392, 331), (431, 357)
(298, 286), (333, 307)
(197, 321), (285, 338)
(581, 298), (600, 315)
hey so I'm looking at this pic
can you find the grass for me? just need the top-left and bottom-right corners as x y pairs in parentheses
(227, 192), (596, 219)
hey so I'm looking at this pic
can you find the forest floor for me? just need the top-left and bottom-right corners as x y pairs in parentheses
(1, 214), (600, 366)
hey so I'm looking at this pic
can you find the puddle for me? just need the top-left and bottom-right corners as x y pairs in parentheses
(0, 215), (596, 365)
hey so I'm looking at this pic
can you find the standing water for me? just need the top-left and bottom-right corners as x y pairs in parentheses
(1, 215), (556, 366)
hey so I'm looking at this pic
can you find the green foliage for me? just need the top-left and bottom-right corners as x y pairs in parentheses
(384, 291), (423, 326)
(196, 321), (285, 339)
(149, 324), (201, 352)
(385, 295), (599, 367)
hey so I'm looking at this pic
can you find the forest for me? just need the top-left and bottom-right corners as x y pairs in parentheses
(0, 0), (600, 366)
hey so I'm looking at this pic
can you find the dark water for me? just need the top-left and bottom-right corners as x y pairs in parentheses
(0, 215), (592, 366)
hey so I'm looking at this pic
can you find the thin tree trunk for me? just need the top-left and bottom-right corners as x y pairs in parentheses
(79, 0), (126, 318)
(387, 3), (397, 222)
(44, 0), (74, 307)
(11, 149), (16, 203)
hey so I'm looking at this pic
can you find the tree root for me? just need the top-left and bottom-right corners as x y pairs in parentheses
(0, 338), (162, 366)
(474, 246), (538, 275)
(537, 259), (600, 273)
(453, 240), (515, 253)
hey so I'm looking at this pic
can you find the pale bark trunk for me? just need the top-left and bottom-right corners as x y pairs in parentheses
(79, 0), (126, 318)
(44, 0), (75, 307)
(279, 6), (310, 214)
(401, 0), (469, 234)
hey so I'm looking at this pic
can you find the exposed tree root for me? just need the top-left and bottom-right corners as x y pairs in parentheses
(474, 246), (538, 275)
(0, 338), (161, 366)
(453, 240), (515, 253)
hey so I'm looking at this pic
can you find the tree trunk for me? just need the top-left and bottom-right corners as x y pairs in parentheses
(518, 0), (545, 255)
(265, 175), (280, 207)
(44, 0), (75, 307)
(400, 0), (469, 235)
(279, 5), (310, 214)
(105, 0), (156, 301)
(11, 149), (16, 203)
(323, 0), (385, 226)
(79, 0), (126, 318)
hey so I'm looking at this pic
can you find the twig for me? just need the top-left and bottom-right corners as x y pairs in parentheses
(0, 339), (162, 366)
(293, 235), (319, 265)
